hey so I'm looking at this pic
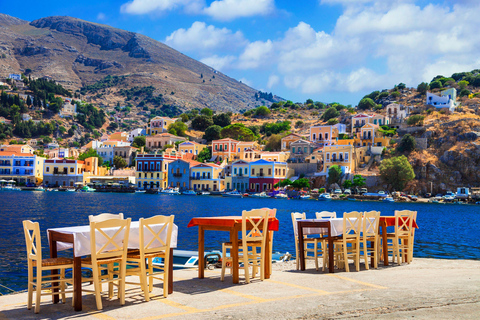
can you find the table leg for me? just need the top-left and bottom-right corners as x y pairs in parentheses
(381, 220), (389, 266)
(231, 225), (239, 284)
(198, 226), (205, 279)
(298, 222), (306, 271)
(168, 248), (173, 294)
(48, 232), (59, 304)
(264, 231), (271, 279)
(73, 257), (82, 311)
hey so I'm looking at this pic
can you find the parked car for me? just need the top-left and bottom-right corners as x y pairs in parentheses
(344, 189), (352, 195)
(334, 189), (342, 194)
(424, 193), (432, 198)
(407, 195), (418, 201)
(360, 188), (368, 195)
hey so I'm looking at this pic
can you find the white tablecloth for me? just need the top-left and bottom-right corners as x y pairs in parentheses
(48, 221), (178, 257)
(297, 218), (374, 237)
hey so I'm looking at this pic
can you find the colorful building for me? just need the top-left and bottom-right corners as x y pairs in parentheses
(0, 144), (35, 154)
(43, 157), (99, 187)
(259, 151), (290, 162)
(109, 132), (129, 142)
(147, 116), (178, 135)
(281, 133), (304, 151)
(190, 163), (224, 191)
(0, 151), (45, 185)
(322, 144), (356, 176)
(178, 141), (207, 158)
(135, 152), (181, 189)
(167, 159), (200, 191)
(248, 159), (290, 192)
(230, 160), (250, 192)
(309, 125), (339, 145)
(211, 138), (239, 162)
(146, 133), (186, 151)
(354, 123), (391, 147)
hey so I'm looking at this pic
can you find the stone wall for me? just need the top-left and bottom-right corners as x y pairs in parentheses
(287, 163), (318, 176)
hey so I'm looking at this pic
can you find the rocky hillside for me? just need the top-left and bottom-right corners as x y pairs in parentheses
(0, 14), (280, 113)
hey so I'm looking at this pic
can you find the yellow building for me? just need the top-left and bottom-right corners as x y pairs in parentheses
(259, 151), (290, 162)
(190, 163), (225, 191)
(0, 144), (35, 154)
(322, 145), (356, 175)
(178, 141), (207, 158)
(309, 125), (339, 145)
(43, 157), (99, 187)
(147, 116), (178, 135)
(281, 133), (304, 151)
(109, 131), (129, 142)
(354, 123), (391, 147)
(212, 138), (239, 162)
(135, 153), (182, 189)
(248, 159), (292, 192)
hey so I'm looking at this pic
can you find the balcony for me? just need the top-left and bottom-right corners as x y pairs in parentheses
(330, 158), (347, 163)
(192, 176), (212, 180)
(256, 173), (265, 177)
(173, 173), (182, 177)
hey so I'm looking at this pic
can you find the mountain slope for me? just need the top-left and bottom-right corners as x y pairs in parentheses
(0, 14), (275, 112)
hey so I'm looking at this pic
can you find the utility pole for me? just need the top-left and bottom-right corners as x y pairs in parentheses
(430, 181), (433, 194)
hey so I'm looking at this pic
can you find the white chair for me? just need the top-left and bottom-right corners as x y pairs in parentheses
(361, 211), (380, 269)
(221, 209), (269, 283)
(315, 211), (337, 219)
(333, 211), (362, 272)
(23, 220), (74, 314)
(291, 212), (324, 271)
(81, 218), (131, 310)
(88, 213), (124, 222)
(126, 215), (174, 301)
(314, 211), (336, 270)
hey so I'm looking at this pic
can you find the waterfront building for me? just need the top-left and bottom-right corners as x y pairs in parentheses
(0, 151), (45, 185)
(147, 116), (178, 135)
(113, 145), (137, 167)
(230, 160), (250, 192)
(178, 141), (207, 159)
(426, 88), (457, 112)
(135, 152), (182, 189)
(146, 133), (186, 151)
(248, 159), (291, 192)
(322, 144), (356, 176)
(94, 140), (131, 166)
(309, 125), (339, 145)
(43, 157), (99, 187)
(190, 163), (224, 191)
(211, 138), (239, 162)
(281, 133), (304, 151)
(168, 159), (200, 190)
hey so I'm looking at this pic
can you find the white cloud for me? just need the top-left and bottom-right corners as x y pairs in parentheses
(200, 55), (236, 71)
(96, 13), (107, 21)
(120, 0), (204, 15)
(238, 40), (273, 69)
(203, 0), (275, 21)
(238, 77), (253, 86)
(165, 22), (247, 54)
(267, 75), (279, 88)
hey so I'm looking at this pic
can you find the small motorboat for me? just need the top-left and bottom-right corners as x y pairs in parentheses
(318, 193), (332, 201)
(299, 194), (311, 200)
(182, 190), (197, 196)
(222, 190), (243, 197)
(382, 196), (395, 203)
(197, 191), (210, 195)
(160, 188), (180, 195)
(275, 193), (288, 199)
(135, 190), (146, 193)
(250, 192), (270, 198)
(81, 185), (96, 192)
(347, 197), (357, 201)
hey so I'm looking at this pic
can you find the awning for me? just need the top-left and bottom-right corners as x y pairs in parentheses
(209, 155), (217, 161)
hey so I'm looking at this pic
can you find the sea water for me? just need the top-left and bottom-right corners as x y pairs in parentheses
(0, 191), (479, 294)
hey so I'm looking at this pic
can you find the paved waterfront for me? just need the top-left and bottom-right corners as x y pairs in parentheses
(1, 258), (479, 319)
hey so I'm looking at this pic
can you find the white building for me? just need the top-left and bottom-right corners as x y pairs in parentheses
(59, 99), (77, 118)
(426, 88), (457, 112)
(94, 140), (130, 165)
(22, 114), (32, 121)
(128, 128), (146, 143)
(9, 74), (21, 81)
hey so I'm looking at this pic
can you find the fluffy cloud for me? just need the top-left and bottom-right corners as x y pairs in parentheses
(267, 75), (280, 88)
(200, 55), (236, 71)
(121, 0), (274, 20)
(203, 0), (275, 21)
(165, 22), (247, 54)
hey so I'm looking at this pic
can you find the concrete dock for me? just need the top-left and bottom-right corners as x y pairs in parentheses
(1, 258), (480, 319)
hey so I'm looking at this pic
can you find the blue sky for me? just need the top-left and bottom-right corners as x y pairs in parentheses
(3, 0), (480, 106)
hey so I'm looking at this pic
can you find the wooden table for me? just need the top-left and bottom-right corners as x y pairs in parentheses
(48, 224), (176, 311)
(379, 217), (418, 266)
(187, 216), (279, 284)
(296, 220), (335, 273)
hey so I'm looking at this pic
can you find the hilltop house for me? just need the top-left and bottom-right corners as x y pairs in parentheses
(147, 116), (178, 135)
(281, 133), (304, 151)
(146, 133), (186, 151)
(128, 128), (146, 143)
(178, 141), (207, 159)
(426, 88), (457, 112)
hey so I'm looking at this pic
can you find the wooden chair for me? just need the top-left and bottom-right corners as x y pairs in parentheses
(333, 211), (362, 272)
(88, 213), (124, 222)
(258, 208), (277, 276)
(361, 211), (380, 269)
(385, 210), (416, 264)
(23, 220), (74, 314)
(315, 211), (337, 219)
(221, 209), (269, 283)
(126, 215), (174, 301)
(291, 212), (323, 271)
(81, 218), (131, 310)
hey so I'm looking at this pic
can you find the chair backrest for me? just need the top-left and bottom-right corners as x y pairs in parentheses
(89, 218), (131, 262)
(139, 215), (175, 255)
(394, 210), (415, 237)
(363, 211), (380, 237)
(261, 208), (277, 218)
(89, 213), (124, 223)
(242, 209), (269, 245)
(342, 211), (362, 239)
(291, 212), (306, 238)
(23, 220), (41, 262)
(315, 211), (336, 219)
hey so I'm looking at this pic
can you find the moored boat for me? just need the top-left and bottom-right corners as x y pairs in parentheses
(182, 190), (197, 196)
(318, 193), (332, 201)
(197, 191), (211, 195)
(81, 185), (96, 192)
(160, 188), (180, 195)
(382, 196), (395, 202)
(250, 192), (270, 198)
(222, 190), (243, 197)
(275, 193), (288, 199)
(299, 194), (311, 200)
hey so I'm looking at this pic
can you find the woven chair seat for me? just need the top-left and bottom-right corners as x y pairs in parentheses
(81, 256), (123, 265)
(126, 250), (167, 259)
(224, 240), (262, 246)
(32, 257), (73, 267)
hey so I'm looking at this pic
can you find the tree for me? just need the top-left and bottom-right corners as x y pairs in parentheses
(357, 98), (376, 110)
(342, 180), (352, 189)
(397, 134), (416, 153)
(327, 165), (343, 185)
(78, 148), (103, 166)
(200, 108), (213, 117)
(396, 83), (406, 90)
(406, 115), (425, 126)
(108, 122), (118, 131)
(265, 134), (282, 151)
(352, 174), (366, 187)
(167, 121), (188, 137)
(429, 80), (443, 90)
(132, 136), (146, 148)
(379, 155), (415, 191)
(113, 155), (127, 169)
(254, 106), (271, 117)
(321, 107), (340, 121)
(459, 88), (470, 97)
(458, 80), (469, 90)
(191, 115), (214, 131)
(220, 124), (256, 141)
(203, 125), (222, 141)
(274, 179), (292, 188)
(213, 113), (231, 127)
(417, 82), (429, 95)
(292, 178), (310, 189)
(327, 118), (339, 125)
(197, 147), (211, 163)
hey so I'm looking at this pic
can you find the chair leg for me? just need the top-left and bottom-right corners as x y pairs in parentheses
(163, 255), (169, 298)
(91, 265), (103, 310)
(60, 269), (66, 303)
(34, 268), (42, 314)
(374, 240), (378, 269)
(148, 258), (154, 293)
(119, 261), (126, 306)
(343, 243), (349, 272)
(221, 244), (227, 281)
(139, 258), (149, 301)
(107, 264), (114, 299)
(363, 240), (369, 270)
(395, 239), (401, 265)
(243, 247), (250, 284)
(27, 262), (33, 310)
(355, 244), (360, 272)
(295, 238), (299, 270)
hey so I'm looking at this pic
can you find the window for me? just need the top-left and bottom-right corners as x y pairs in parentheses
(238, 148), (240, 152)
(252, 168), (255, 175)
(245, 168), (248, 175)
(345, 153), (349, 161)
(326, 153), (330, 160)
(268, 168), (271, 175)
(70, 167), (74, 173)
(283, 169), (285, 176)
(46, 167), (50, 172)
(157, 173), (159, 178)
(215, 145), (218, 151)
(183, 168), (186, 174)
(292, 147), (296, 153)
(325, 133), (329, 140)
(304, 147), (307, 153)
(224, 144), (227, 150)
(312, 133), (316, 140)
(234, 168), (237, 174)
(171, 169), (174, 174)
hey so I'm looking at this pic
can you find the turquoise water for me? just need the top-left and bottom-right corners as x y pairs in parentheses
(1, 191), (479, 294)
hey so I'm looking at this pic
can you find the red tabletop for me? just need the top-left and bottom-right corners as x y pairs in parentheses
(380, 216), (419, 229)
(187, 216), (280, 231)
